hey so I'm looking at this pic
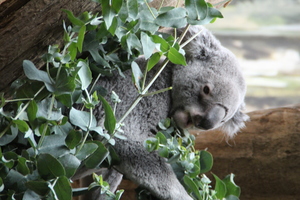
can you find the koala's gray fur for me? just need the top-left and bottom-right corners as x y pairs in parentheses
(82, 25), (248, 200)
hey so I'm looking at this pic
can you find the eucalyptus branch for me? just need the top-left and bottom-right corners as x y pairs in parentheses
(37, 94), (56, 149)
(180, 27), (204, 48)
(76, 89), (93, 155)
(142, 87), (172, 97)
(13, 85), (45, 120)
(144, 0), (156, 19)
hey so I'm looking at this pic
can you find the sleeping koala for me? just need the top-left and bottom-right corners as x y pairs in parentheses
(83, 25), (248, 200)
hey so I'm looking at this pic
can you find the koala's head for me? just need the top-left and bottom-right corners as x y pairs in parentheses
(171, 26), (249, 138)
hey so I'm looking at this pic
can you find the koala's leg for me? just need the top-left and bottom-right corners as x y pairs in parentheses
(114, 139), (193, 200)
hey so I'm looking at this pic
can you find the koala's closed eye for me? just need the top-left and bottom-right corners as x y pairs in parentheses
(195, 49), (209, 60)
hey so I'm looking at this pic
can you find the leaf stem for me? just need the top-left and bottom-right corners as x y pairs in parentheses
(76, 89), (93, 155)
(144, 0), (156, 19)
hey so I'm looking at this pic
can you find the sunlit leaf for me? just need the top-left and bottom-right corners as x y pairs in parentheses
(167, 47), (187, 65)
(155, 7), (187, 28)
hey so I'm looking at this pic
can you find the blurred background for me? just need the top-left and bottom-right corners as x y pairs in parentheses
(207, 0), (300, 112)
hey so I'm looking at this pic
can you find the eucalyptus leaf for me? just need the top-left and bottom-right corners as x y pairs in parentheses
(183, 175), (201, 199)
(23, 60), (54, 92)
(223, 174), (241, 197)
(69, 108), (96, 131)
(131, 61), (144, 92)
(167, 47), (187, 65)
(77, 61), (92, 90)
(25, 181), (50, 196)
(84, 141), (109, 168)
(58, 154), (81, 178)
(199, 150), (213, 174)
(98, 95), (116, 135)
(54, 176), (72, 200)
(77, 25), (86, 53)
(37, 153), (66, 180)
(213, 173), (227, 199)
(155, 7), (187, 28)
(147, 52), (162, 71)
(65, 130), (82, 149)
(76, 142), (98, 160)
(141, 32), (156, 59)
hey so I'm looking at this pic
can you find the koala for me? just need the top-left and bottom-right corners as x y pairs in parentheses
(79, 25), (248, 200)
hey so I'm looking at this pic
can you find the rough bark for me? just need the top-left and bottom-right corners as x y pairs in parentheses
(0, 0), (228, 95)
(0, 0), (99, 94)
(117, 105), (300, 200)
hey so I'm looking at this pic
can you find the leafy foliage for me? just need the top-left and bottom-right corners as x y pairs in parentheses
(144, 118), (240, 200)
(0, 0), (237, 199)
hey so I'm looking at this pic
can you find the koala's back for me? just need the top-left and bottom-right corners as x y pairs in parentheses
(94, 62), (172, 141)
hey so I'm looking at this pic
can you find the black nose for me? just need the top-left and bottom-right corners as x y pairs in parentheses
(193, 115), (214, 130)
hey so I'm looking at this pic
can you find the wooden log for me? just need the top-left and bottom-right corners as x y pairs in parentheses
(0, 0), (99, 94)
(117, 105), (300, 200)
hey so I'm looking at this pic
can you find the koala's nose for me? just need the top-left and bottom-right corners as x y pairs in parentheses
(193, 115), (214, 130)
(193, 104), (226, 130)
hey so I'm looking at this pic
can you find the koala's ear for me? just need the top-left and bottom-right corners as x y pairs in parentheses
(221, 109), (250, 139)
(179, 25), (221, 59)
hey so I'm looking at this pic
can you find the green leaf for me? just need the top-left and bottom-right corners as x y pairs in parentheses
(147, 52), (162, 71)
(199, 150), (213, 173)
(101, 0), (115, 29)
(54, 176), (72, 200)
(223, 174), (241, 197)
(156, 132), (167, 144)
(58, 154), (81, 178)
(167, 47), (187, 65)
(25, 181), (50, 196)
(77, 25), (86, 53)
(108, 17), (118, 35)
(155, 7), (187, 28)
(98, 95), (116, 134)
(183, 175), (201, 199)
(84, 141), (109, 168)
(65, 130), (82, 149)
(76, 143), (98, 160)
(37, 153), (66, 180)
(131, 61), (144, 92)
(213, 173), (227, 199)
(0, 126), (18, 146)
(69, 108), (96, 131)
(77, 61), (92, 90)
(158, 146), (169, 158)
(139, 7), (159, 33)
(36, 98), (63, 121)
(0, 177), (3, 192)
(62, 9), (85, 26)
(144, 138), (159, 152)
(127, 0), (138, 20)
(111, 0), (123, 13)
(141, 32), (156, 59)
(12, 120), (29, 133)
(151, 35), (170, 52)
(16, 157), (30, 175)
(23, 60), (54, 92)
(186, 0), (208, 21)
(27, 100), (38, 122)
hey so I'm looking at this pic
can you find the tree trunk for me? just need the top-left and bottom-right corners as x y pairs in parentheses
(118, 105), (300, 200)
(0, 0), (99, 94)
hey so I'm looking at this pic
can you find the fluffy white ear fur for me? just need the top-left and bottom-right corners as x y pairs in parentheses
(221, 110), (250, 138)
(180, 25), (222, 56)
